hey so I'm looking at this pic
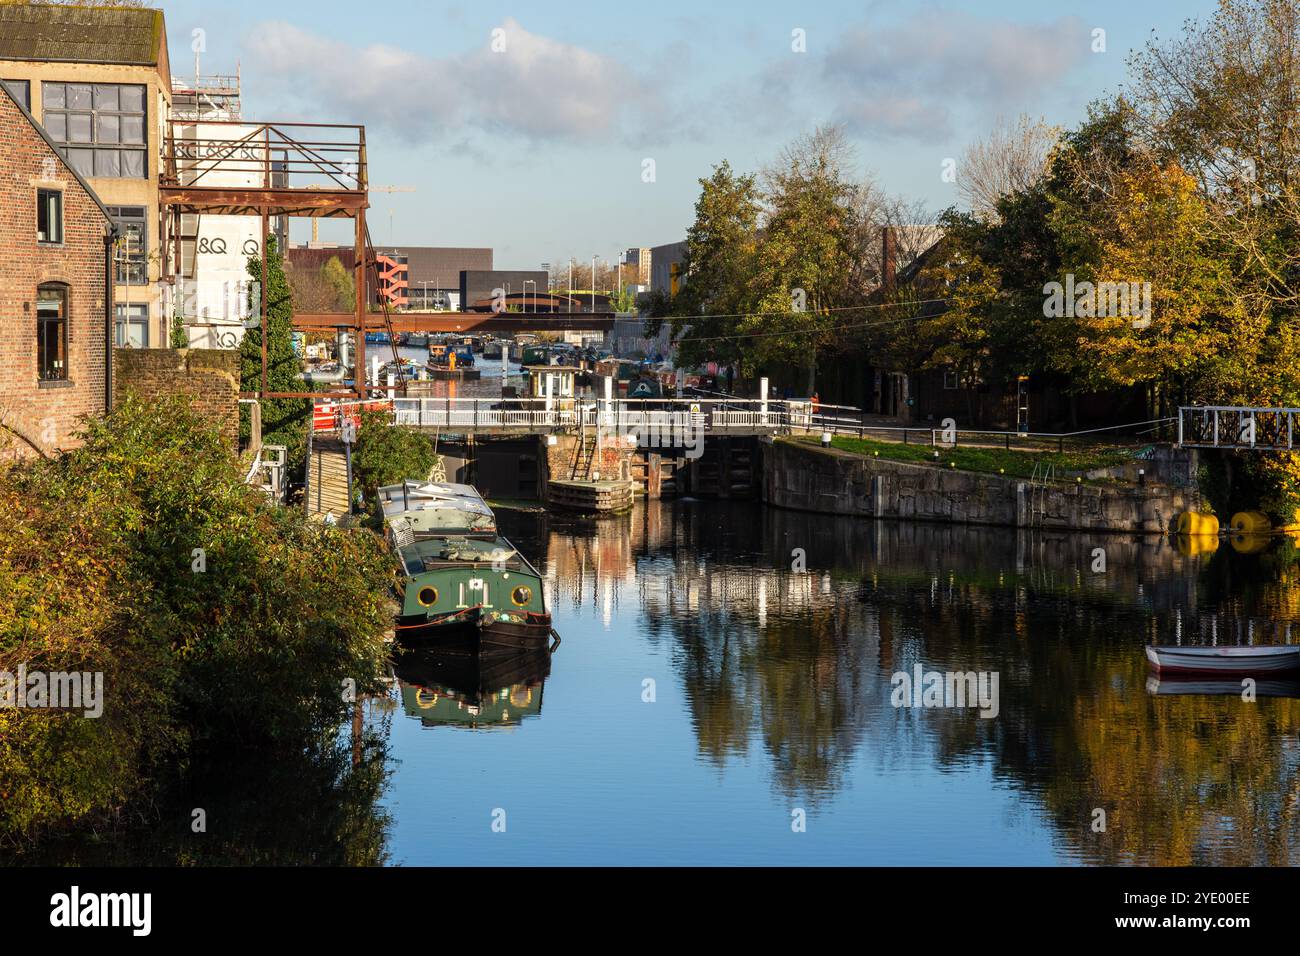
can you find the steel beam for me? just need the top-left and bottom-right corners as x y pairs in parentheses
(158, 186), (365, 218)
(291, 312), (617, 333)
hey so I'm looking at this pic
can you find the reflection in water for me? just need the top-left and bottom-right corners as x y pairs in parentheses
(39, 501), (1300, 864)
(488, 503), (1300, 865)
(17, 720), (395, 865)
(394, 649), (551, 730)
(1147, 676), (1300, 698)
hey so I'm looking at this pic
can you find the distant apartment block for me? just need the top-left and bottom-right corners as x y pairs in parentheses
(292, 244), (491, 311)
(625, 247), (651, 285)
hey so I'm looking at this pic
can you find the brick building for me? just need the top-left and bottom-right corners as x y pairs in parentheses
(0, 2), (173, 349)
(0, 81), (115, 458)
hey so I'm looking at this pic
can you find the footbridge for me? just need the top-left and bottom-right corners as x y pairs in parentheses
(315, 396), (802, 438)
(1178, 406), (1300, 451)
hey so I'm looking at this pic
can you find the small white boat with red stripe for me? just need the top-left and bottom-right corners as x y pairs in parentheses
(1144, 644), (1300, 675)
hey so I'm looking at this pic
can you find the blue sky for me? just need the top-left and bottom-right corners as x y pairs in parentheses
(164, 0), (1220, 269)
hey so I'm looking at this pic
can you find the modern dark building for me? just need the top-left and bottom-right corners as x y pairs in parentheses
(289, 244), (493, 310)
(649, 241), (686, 296)
(460, 270), (549, 311)
(377, 246), (492, 309)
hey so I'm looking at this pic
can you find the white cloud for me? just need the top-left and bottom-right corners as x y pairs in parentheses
(822, 13), (1092, 141)
(243, 18), (665, 144)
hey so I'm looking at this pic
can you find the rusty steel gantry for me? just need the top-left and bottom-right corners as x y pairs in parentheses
(159, 119), (398, 399)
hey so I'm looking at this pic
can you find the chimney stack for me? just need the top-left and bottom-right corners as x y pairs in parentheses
(881, 226), (897, 296)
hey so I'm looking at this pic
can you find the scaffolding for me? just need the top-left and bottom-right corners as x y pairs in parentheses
(160, 119), (402, 398)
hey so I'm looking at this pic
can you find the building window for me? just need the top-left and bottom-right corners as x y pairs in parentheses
(41, 82), (147, 180)
(37, 285), (69, 381)
(115, 303), (149, 348)
(107, 206), (147, 284)
(37, 189), (63, 243)
(2, 79), (30, 111)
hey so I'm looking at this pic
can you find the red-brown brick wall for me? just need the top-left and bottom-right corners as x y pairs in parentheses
(113, 348), (240, 447)
(0, 91), (111, 459)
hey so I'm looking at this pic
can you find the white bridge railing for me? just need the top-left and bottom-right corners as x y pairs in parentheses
(391, 397), (792, 433)
(1178, 406), (1300, 451)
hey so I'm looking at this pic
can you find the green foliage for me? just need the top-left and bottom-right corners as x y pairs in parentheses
(352, 409), (437, 499)
(169, 311), (188, 349)
(613, 286), (638, 313)
(666, 131), (874, 390)
(671, 160), (762, 370)
(0, 394), (395, 847)
(820, 435), (1131, 480)
(240, 236), (313, 470)
(320, 255), (354, 313)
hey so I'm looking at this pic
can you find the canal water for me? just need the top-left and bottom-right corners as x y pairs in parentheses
(29, 498), (1300, 865)
(378, 501), (1300, 866)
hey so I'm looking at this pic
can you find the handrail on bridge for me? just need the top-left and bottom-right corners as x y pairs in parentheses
(162, 119), (368, 193)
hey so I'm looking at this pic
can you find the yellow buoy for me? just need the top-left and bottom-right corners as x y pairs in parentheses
(1230, 533), (1270, 555)
(1229, 510), (1272, 535)
(1175, 512), (1219, 536)
(1175, 533), (1220, 558)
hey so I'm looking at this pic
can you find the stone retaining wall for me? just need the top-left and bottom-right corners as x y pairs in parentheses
(759, 439), (1197, 533)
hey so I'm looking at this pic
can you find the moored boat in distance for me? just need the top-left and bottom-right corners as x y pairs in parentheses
(378, 480), (497, 540)
(1144, 644), (1300, 675)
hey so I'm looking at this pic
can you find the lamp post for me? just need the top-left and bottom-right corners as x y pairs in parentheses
(568, 259), (573, 313)
(541, 262), (551, 313)
(523, 279), (536, 313)
(591, 255), (597, 312)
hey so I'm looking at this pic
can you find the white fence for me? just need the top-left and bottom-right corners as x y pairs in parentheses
(389, 397), (788, 434)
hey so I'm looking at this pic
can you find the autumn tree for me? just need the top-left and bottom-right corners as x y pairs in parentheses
(651, 161), (761, 371)
(957, 114), (1059, 223)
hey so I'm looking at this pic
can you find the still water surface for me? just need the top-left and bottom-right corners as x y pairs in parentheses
(380, 501), (1300, 866)
(31, 498), (1300, 865)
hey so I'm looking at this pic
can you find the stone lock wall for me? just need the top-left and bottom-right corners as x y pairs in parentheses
(113, 348), (241, 446)
(760, 439), (1197, 534)
(540, 433), (636, 497)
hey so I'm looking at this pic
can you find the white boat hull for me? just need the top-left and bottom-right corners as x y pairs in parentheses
(1145, 645), (1300, 675)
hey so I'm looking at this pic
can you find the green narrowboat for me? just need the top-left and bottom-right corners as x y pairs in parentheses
(383, 481), (553, 653)
(393, 536), (552, 653)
